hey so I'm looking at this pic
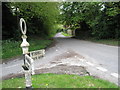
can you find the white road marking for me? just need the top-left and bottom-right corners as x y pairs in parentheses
(74, 56), (77, 58)
(86, 62), (94, 66)
(78, 58), (84, 62)
(56, 49), (58, 51)
(111, 73), (118, 78)
(96, 67), (107, 72)
(5, 64), (20, 69)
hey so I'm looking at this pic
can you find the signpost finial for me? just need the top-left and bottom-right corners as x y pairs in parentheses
(20, 18), (27, 35)
(20, 18), (29, 54)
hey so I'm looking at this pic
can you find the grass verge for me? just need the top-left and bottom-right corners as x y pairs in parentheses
(86, 38), (119, 46)
(2, 73), (118, 88)
(62, 32), (72, 37)
(2, 37), (53, 60)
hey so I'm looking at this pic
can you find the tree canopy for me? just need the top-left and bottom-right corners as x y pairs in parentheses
(2, 2), (120, 40)
(2, 2), (60, 40)
(60, 2), (120, 39)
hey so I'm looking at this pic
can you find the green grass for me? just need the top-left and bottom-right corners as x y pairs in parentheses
(62, 32), (72, 37)
(0, 82), (2, 90)
(2, 73), (118, 88)
(85, 38), (119, 46)
(2, 38), (53, 60)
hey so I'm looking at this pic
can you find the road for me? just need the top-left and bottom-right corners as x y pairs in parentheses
(1, 32), (119, 85)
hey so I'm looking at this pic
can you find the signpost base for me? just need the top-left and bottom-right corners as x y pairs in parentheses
(26, 86), (33, 90)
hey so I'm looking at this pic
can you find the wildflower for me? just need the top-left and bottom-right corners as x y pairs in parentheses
(18, 86), (21, 88)
(46, 84), (48, 86)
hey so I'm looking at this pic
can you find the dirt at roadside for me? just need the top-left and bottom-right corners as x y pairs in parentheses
(35, 64), (90, 76)
(2, 50), (90, 80)
(3, 64), (89, 80)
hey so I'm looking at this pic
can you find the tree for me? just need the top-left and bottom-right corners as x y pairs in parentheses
(2, 2), (18, 40)
(60, 2), (120, 39)
(2, 2), (60, 40)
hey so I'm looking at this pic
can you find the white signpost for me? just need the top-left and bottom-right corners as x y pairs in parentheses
(20, 18), (33, 89)
(20, 18), (46, 89)
(25, 54), (35, 74)
(30, 49), (45, 60)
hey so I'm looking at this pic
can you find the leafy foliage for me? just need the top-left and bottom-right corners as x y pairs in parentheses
(2, 37), (52, 60)
(2, 2), (18, 40)
(60, 2), (120, 39)
(2, 2), (60, 40)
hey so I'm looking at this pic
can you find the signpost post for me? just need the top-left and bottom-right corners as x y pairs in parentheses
(20, 18), (33, 89)
(20, 18), (46, 89)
